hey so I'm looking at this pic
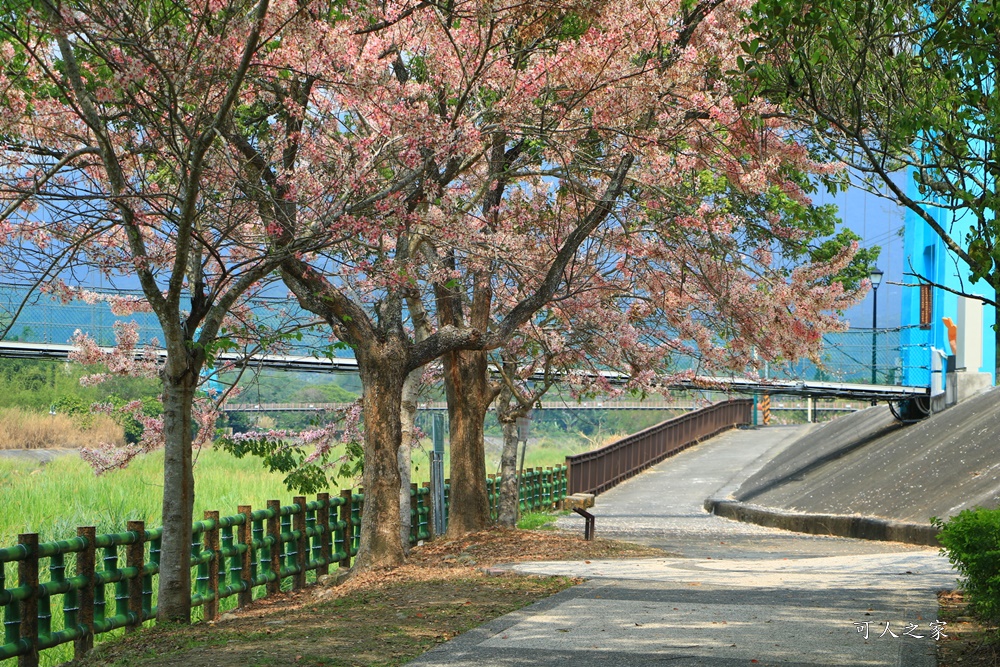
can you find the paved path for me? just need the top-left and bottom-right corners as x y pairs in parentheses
(408, 425), (957, 666)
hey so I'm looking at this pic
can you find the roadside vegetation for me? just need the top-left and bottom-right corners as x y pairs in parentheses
(936, 590), (1000, 667)
(933, 509), (1000, 666)
(0, 408), (122, 450)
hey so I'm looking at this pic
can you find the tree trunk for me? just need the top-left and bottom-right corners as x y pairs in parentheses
(444, 348), (491, 537)
(156, 366), (198, 623)
(398, 369), (420, 553)
(496, 393), (521, 529)
(354, 341), (407, 569)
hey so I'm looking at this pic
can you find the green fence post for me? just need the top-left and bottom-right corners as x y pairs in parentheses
(238, 506), (253, 608)
(443, 479), (451, 530)
(292, 497), (307, 589)
(316, 494), (331, 577)
(339, 490), (353, 569)
(486, 474), (495, 520)
(266, 500), (281, 597)
(564, 457), (572, 498)
(410, 484), (420, 545)
(353, 491), (363, 555)
(126, 521), (144, 630)
(533, 468), (541, 511)
(305, 500), (319, 578)
(109, 548), (126, 627)
(526, 469), (535, 512)
(422, 483), (433, 541)
(74, 527), (95, 660)
(418, 484), (427, 541)
(17, 533), (38, 667)
(220, 517), (237, 607)
(536, 469), (543, 510)
(52, 551), (68, 648)
(145, 533), (158, 620)
(204, 512), (220, 622)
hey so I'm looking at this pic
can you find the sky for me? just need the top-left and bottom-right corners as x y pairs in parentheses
(819, 181), (908, 329)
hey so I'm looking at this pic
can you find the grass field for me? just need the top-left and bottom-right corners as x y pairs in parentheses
(0, 431), (611, 550)
(0, 448), (309, 548)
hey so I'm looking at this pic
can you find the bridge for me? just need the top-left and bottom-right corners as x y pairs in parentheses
(0, 283), (934, 404)
(220, 398), (863, 414)
(0, 339), (929, 403)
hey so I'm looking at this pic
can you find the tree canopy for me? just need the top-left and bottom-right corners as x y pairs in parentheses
(746, 0), (998, 311)
(0, 0), (873, 609)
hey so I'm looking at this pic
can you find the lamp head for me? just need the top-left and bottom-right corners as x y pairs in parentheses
(870, 267), (884, 290)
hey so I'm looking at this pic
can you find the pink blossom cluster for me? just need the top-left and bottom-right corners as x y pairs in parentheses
(0, 0), (868, 483)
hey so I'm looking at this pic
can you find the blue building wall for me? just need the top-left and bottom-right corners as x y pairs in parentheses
(900, 173), (996, 386)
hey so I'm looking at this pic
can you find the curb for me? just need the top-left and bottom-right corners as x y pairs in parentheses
(704, 497), (940, 547)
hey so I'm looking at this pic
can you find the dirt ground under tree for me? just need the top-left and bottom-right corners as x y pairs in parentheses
(70, 529), (667, 667)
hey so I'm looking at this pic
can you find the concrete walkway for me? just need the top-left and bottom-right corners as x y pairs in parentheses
(407, 426), (957, 666)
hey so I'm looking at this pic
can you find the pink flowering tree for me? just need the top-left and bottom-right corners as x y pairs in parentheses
(0, 0), (872, 595)
(403, 2), (868, 538)
(487, 205), (863, 527)
(216, 0), (871, 565)
(0, 0), (347, 622)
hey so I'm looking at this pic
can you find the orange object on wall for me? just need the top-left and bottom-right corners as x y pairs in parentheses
(942, 317), (958, 356)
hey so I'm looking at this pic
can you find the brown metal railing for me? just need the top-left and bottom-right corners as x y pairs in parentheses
(564, 399), (753, 496)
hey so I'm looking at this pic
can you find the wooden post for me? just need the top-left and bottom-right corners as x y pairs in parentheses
(17, 533), (38, 667)
(203, 512), (220, 622)
(125, 521), (144, 630)
(292, 497), (307, 589)
(266, 500), (281, 596)
(422, 482), (433, 541)
(316, 494), (331, 577)
(339, 490), (353, 569)
(74, 527), (95, 660)
(237, 506), (253, 608)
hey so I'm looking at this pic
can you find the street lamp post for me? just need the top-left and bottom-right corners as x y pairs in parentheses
(870, 267), (883, 384)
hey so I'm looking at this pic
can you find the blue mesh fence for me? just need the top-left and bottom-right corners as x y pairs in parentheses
(0, 284), (931, 387)
(774, 326), (928, 386)
(0, 283), (333, 355)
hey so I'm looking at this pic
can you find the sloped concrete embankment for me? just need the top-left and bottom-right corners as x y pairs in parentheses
(706, 386), (1000, 545)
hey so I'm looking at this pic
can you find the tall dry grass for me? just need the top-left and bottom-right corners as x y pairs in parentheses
(0, 408), (124, 449)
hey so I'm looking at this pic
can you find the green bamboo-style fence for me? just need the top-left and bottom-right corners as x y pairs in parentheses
(485, 466), (569, 519)
(1, 468), (568, 666)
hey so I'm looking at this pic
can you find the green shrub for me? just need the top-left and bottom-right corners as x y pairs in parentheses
(104, 394), (163, 444)
(934, 508), (1000, 624)
(54, 395), (94, 429)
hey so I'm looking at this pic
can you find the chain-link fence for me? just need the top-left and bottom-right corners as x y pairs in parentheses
(0, 284), (933, 387)
(0, 283), (331, 355)
(775, 326), (929, 386)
